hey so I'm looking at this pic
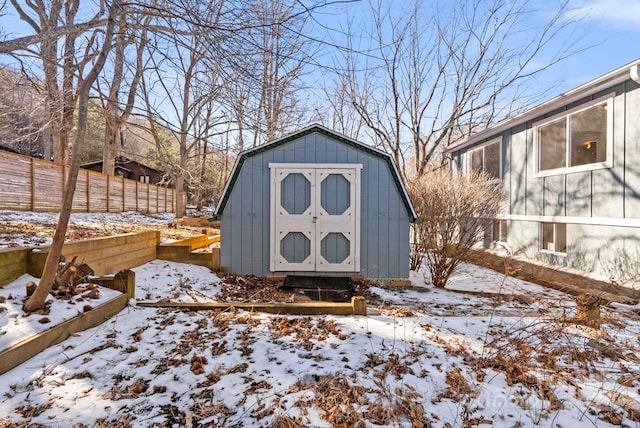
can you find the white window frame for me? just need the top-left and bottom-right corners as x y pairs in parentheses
(466, 137), (502, 181)
(534, 94), (614, 177)
(539, 222), (567, 255)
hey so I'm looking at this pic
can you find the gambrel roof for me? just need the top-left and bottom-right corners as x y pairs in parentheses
(215, 124), (418, 222)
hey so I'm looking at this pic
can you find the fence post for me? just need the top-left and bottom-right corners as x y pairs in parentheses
(61, 163), (65, 211)
(121, 176), (125, 211)
(30, 157), (35, 211)
(106, 175), (110, 212)
(86, 169), (90, 212)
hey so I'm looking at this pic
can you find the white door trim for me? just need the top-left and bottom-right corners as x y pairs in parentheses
(269, 163), (362, 272)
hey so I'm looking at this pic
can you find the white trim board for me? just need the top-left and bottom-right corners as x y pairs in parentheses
(270, 163), (362, 272)
(497, 214), (640, 228)
(269, 163), (363, 170)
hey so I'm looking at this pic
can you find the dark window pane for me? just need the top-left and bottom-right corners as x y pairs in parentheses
(542, 222), (554, 251)
(492, 219), (500, 241)
(570, 104), (607, 167)
(500, 220), (507, 242)
(555, 223), (567, 253)
(484, 142), (500, 179)
(471, 149), (483, 173)
(539, 119), (566, 171)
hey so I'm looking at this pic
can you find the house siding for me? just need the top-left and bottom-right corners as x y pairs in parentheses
(450, 72), (640, 280)
(625, 79), (640, 217)
(220, 131), (411, 278)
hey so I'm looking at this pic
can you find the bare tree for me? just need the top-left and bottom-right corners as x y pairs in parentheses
(100, 5), (152, 175)
(0, 67), (47, 155)
(408, 168), (505, 288)
(23, 1), (118, 312)
(340, 0), (582, 179)
(222, 0), (313, 149)
(9, 0), (107, 165)
(140, 0), (228, 218)
(314, 76), (364, 139)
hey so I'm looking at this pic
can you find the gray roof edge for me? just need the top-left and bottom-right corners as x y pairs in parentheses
(214, 124), (418, 222)
(445, 58), (640, 154)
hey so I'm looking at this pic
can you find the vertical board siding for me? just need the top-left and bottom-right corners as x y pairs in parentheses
(592, 87), (626, 218)
(0, 155), (31, 210)
(565, 172), (591, 217)
(502, 134), (511, 214)
(73, 170), (89, 212)
(109, 177), (124, 212)
(626, 80), (640, 217)
(35, 161), (64, 211)
(525, 127), (543, 216)
(124, 181), (138, 211)
(220, 132), (411, 278)
(455, 77), (640, 278)
(0, 151), (174, 213)
(509, 126), (526, 215)
(543, 175), (565, 216)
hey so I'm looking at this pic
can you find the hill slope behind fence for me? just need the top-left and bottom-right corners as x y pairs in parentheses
(0, 151), (175, 213)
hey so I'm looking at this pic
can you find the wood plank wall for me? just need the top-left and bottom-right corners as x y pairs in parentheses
(0, 151), (175, 213)
(26, 231), (161, 277)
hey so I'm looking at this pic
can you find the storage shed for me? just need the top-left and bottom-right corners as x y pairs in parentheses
(215, 125), (417, 280)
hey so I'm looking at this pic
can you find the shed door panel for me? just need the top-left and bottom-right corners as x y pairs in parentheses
(272, 168), (315, 271)
(270, 164), (360, 272)
(316, 169), (358, 271)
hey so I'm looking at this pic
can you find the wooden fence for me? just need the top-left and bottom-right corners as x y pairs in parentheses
(0, 151), (175, 213)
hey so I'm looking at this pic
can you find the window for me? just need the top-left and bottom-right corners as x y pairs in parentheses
(468, 139), (501, 179)
(139, 175), (150, 183)
(540, 222), (566, 253)
(535, 97), (612, 175)
(492, 219), (507, 242)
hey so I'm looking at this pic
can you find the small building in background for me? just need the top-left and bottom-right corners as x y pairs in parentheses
(81, 156), (170, 187)
(445, 59), (640, 283)
(215, 124), (417, 280)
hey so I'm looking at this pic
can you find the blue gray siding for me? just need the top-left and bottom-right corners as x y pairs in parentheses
(220, 131), (411, 278)
(451, 78), (640, 279)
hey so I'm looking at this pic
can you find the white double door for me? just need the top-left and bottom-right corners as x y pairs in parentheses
(270, 163), (361, 272)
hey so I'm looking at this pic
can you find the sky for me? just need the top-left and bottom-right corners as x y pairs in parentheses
(553, 0), (640, 92)
(0, 0), (639, 114)
(310, 0), (640, 100)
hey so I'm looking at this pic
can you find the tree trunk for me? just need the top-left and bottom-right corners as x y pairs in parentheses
(175, 171), (186, 218)
(23, 2), (117, 312)
(102, 125), (118, 175)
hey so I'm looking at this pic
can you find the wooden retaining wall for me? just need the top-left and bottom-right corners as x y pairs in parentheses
(0, 231), (220, 286)
(27, 231), (161, 277)
(0, 273), (132, 375)
(0, 247), (30, 286)
(464, 248), (640, 304)
(137, 296), (367, 316)
(0, 151), (175, 213)
(0, 233), (223, 375)
(157, 244), (220, 270)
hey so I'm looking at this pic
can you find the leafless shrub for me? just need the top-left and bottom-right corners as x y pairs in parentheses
(407, 169), (505, 287)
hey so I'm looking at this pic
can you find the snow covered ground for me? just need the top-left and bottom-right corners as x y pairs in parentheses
(1, 211), (640, 427)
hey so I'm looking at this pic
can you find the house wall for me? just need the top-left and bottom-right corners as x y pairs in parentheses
(451, 78), (640, 280)
(81, 161), (166, 185)
(220, 132), (411, 278)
